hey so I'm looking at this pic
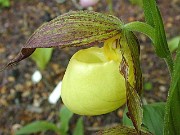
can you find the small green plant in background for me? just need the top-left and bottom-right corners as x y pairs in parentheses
(16, 105), (84, 135)
(144, 82), (153, 91)
(30, 48), (53, 83)
(168, 36), (180, 53)
(31, 48), (53, 70)
(0, 0), (10, 8)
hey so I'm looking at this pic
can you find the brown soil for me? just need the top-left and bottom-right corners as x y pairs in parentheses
(0, 0), (180, 135)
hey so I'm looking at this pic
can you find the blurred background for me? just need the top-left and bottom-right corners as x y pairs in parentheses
(0, 0), (180, 134)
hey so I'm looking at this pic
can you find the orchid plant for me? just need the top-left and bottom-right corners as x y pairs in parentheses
(2, 0), (180, 135)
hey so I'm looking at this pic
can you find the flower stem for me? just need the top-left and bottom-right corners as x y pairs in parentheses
(123, 21), (155, 42)
(165, 54), (174, 77)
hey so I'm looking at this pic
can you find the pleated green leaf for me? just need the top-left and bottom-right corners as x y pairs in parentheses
(142, 0), (154, 27)
(123, 103), (165, 135)
(31, 48), (53, 70)
(143, 103), (165, 135)
(142, 0), (171, 59)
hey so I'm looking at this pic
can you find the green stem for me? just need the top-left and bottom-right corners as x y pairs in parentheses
(165, 54), (174, 76)
(124, 21), (174, 76)
(164, 55), (174, 134)
(164, 42), (180, 135)
(123, 21), (155, 42)
(164, 87), (173, 135)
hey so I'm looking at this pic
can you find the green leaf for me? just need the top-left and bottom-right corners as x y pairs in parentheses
(168, 36), (180, 52)
(97, 125), (152, 135)
(143, 102), (165, 135)
(144, 82), (153, 91)
(142, 0), (173, 74)
(15, 121), (60, 135)
(31, 48), (53, 70)
(164, 42), (180, 135)
(59, 105), (73, 135)
(0, 0), (10, 7)
(142, 0), (154, 27)
(123, 107), (133, 127)
(73, 117), (84, 135)
(142, 0), (171, 58)
(123, 102), (166, 135)
(154, 8), (170, 58)
(5, 11), (123, 69)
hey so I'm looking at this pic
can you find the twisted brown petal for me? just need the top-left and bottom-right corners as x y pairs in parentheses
(119, 30), (143, 134)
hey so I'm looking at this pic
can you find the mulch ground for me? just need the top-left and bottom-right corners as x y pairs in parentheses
(0, 0), (180, 134)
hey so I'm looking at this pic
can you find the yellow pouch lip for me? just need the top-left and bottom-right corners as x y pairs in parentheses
(61, 47), (127, 115)
(72, 47), (109, 64)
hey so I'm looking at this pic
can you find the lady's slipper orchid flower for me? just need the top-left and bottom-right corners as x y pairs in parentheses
(61, 35), (135, 115)
(4, 11), (142, 127)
